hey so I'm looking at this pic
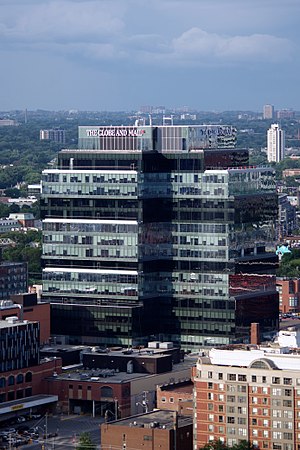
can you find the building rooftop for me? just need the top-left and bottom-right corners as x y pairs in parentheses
(0, 318), (37, 329)
(50, 355), (197, 384)
(159, 380), (193, 394)
(200, 347), (300, 371)
(105, 409), (193, 430)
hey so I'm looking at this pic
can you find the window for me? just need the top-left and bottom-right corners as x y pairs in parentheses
(208, 425), (214, 432)
(219, 394), (224, 401)
(262, 387), (268, 394)
(252, 386), (258, 393)
(161, 397), (166, 403)
(143, 435), (153, 441)
(227, 406), (235, 414)
(8, 375), (14, 386)
(0, 378), (5, 388)
(272, 377), (281, 385)
(227, 417), (235, 424)
(252, 408), (258, 414)
(283, 400), (292, 408)
(16, 374), (24, 384)
(208, 393), (214, 400)
(238, 385), (246, 393)
(263, 409), (268, 416)
(218, 416), (224, 423)
(208, 371), (212, 379)
(101, 386), (113, 398)
(218, 405), (224, 412)
(284, 389), (292, 397)
(252, 419), (257, 426)
(252, 397), (258, 404)
(262, 376), (267, 383)
(238, 418), (246, 425)
(228, 374), (236, 381)
(218, 373), (223, 380)
(263, 419), (269, 427)
(238, 374), (247, 382)
(252, 429), (258, 437)
(272, 388), (282, 396)
(263, 430), (269, 438)
(208, 382), (213, 389)
(25, 372), (32, 382)
(252, 375), (257, 382)
(208, 414), (214, 422)
(170, 397), (174, 403)
(284, 378), (292, 385)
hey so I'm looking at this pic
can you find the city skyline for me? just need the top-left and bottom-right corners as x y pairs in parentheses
(0, 0), (299, 112)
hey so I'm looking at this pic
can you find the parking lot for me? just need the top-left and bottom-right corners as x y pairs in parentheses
(0, 413), (103, 449)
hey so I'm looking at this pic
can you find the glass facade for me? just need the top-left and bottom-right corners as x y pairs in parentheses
(41, 125), (278, 350)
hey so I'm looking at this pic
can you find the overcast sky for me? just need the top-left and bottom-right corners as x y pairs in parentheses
(0, 0), (299, 111)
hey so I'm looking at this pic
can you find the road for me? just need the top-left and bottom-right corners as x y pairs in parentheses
(19, 414), (103, 450)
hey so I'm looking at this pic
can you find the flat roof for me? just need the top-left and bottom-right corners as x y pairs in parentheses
(0, 319), (37, 329)
(106, 409), (192, 429)
(0, 395), (58, 416)
(51, 356), (196, 384)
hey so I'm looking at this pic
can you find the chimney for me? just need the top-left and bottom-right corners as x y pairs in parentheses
(251, 322), (260, 345)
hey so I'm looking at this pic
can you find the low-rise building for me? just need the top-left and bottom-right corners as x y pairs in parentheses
(157, 379), (193, 416)
(101, 410), (193, 450)
(46, 354), (196, 417)
(276, 278), (300, 314)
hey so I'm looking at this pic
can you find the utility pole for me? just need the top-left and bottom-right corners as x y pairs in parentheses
(114, 398), (118, 420)
(142, 391), (149, 413)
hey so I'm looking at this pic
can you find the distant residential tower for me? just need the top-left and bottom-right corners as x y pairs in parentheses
(267, 123), (285, 162)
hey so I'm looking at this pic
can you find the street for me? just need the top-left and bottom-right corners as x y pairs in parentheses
(18, 414), (103, 450)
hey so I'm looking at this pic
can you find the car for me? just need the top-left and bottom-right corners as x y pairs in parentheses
(17, 425), (29, 434)
(30, 414), (41, 419)
(16, 417), (26, 424)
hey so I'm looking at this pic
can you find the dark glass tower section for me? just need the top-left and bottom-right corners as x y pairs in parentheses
(41, 125), (278, 349)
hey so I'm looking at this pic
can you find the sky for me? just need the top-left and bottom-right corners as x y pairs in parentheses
(0, 0), (299, 112)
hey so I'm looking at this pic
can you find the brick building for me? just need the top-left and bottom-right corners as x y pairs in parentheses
(193, 346), (300, 450)
(101, 410), (193, 450)
(46, 353), (196, 418)
(0, 293), (50, 345)
(276, 278), (300, 314)
(157, 379), (193, 416)
(0, 318), (59, 423)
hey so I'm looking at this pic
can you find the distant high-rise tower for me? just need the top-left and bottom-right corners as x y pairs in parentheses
(263, 104), (274, 120)
(267, 123), (285, 162)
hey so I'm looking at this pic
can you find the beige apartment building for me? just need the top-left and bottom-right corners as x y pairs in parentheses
(194, 347), (300, 450)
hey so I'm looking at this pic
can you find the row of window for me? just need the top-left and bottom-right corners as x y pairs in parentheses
(207, 371), (295, 385)
(0, 372), (32, 387)
(0, 388), (32, 403)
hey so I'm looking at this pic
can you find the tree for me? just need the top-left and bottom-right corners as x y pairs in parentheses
(76, 432), (96, 450)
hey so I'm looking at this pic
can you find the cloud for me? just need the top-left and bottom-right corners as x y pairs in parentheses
(169, 28), (293, 64)
(0, 1), (296, 69)
(0, 1), (124, 44)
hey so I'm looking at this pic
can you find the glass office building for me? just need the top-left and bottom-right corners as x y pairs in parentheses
(41, 125), (278, 350)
